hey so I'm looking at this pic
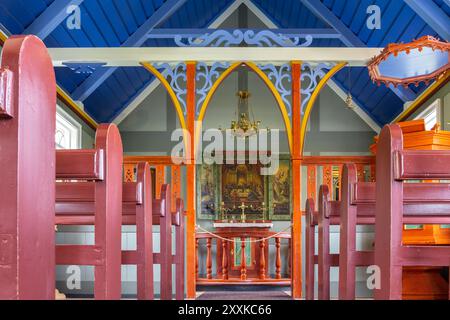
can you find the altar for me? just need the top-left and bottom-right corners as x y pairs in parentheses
(196, 219), (291, 285)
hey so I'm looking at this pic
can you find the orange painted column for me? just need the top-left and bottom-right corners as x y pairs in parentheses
(291, 61), (302, 299)
(185, 61), (197, 299)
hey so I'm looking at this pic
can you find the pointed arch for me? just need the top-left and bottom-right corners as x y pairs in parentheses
(299, 62), (347, 154)
(141, 62), (189, 154)
(195, 61), (293, 154)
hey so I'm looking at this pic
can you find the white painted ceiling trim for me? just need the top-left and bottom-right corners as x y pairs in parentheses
(50, 47), (381, 67)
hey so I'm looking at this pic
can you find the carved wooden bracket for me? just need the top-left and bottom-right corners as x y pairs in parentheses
(0, 68), (13, 118)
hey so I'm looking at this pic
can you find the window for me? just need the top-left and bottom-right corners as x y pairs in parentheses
(415, 99), (441, 130)
(55, 105), (81, 149)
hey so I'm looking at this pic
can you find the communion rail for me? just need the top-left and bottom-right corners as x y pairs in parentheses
(195, 231), (291, 285)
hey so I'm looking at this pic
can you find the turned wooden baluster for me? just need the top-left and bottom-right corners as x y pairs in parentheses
(195, 238), (199, 279)
(288, 238), (291, 277)
(259, 239), (266, 280)
(275, 237), (281, 279)
(222, 239), (228, 280)
(240, 237), (247, 280)
(206, 238), (212, 279)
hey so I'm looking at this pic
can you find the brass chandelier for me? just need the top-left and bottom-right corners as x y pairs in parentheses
(230, 90), (261, 138)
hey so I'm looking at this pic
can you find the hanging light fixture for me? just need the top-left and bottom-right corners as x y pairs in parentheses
(345, 67), (355, 110)
(229, 90), (261, 138)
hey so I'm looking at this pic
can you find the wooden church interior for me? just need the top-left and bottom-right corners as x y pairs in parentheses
(0, 0), (449, 300)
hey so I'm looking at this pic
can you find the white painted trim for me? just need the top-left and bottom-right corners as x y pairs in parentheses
(414, 98), (441, 130)
(56, 104), (82, 149)
(50, 47), (381, 67)
(327, 80), (381, 133)
(113, 0), (244, 124)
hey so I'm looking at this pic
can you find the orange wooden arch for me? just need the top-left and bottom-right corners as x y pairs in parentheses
(195, 61), (293, 156)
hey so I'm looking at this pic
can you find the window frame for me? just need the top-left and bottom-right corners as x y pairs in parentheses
(56, 104), (82, 150)
(415, 98), (441, 130)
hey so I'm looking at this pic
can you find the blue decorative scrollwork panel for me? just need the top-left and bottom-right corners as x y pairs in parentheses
(257, 63), (292, 117)
(152, 62), (187, 115)
(196, 62), (231, 116)
(175, 29), (313, 47)
(300, 63), (336, 115)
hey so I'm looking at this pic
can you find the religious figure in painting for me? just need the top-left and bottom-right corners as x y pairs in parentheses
(200, 165), (216, 214)
(272, 162), (290, 215)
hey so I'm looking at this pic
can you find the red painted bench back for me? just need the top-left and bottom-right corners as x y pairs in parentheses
(305, 160), (450, 300)
(55, 123), (123, 300)
(374, 124), (450, 300)
(0, 36), (55, 299)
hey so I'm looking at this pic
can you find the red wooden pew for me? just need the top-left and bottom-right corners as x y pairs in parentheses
(172, 198), (185, 300)
(340, 163), (450, 300)
(305, 163), (450, 300)
(305, 187), (352, 300)
(0, 35), (56, 299)
(374, 124), (450, 300)
(56, 161), (154, 299)
(56, 174), (184, 300)
(55, 123), (123, 300)
(152, 185), (185, 300)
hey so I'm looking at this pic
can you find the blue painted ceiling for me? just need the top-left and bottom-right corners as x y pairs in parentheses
(0, 0), (448, 125)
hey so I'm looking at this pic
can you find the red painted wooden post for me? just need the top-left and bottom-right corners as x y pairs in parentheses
(259, 239), (266, 280)
(158, 184), (172, 300)
(173, 198), (185, 300)
(222, 240), (228, 280)
(241, 238), (247, 280)
(374, 125), (404, 300)
(94, 124), (123, 299)
(216, 239), (222, 278)
(305, 198), (316, 300)
(0, 35), (55, 299)
(287, 239), (291, 278)
(339, 164), (358, 300)
(275, 238), (281, 279)
(318, 185), (331, 300)
(195, 238), (199, 280)
(206, 238), (212, 279)
(135, 162), (154, 300)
